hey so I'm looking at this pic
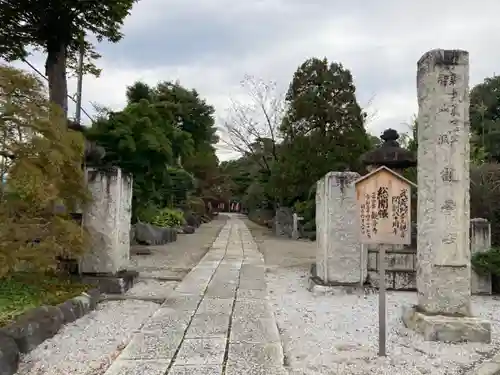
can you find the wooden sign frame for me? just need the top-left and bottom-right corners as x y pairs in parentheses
(355, 166), (416, 246)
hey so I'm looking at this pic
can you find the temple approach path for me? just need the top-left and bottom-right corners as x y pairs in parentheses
(104, 214), (287, 375)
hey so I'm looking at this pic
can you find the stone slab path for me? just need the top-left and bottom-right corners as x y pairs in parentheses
(104, 216), (287, 375)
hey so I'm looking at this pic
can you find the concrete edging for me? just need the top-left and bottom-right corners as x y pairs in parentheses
(0, 288), (100, 375)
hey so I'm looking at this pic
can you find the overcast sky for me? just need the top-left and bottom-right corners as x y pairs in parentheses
(15, 0), (500, 161)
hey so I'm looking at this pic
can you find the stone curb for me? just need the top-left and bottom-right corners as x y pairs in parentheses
(472, 353), (500, 375)
(0, 288), (101, 375)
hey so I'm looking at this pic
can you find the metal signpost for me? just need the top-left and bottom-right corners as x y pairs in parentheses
(355, 166), (415, 357)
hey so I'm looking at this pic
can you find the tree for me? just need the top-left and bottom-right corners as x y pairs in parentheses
(87, 97), (192, 219)
(470, 75), (500, 162)
(0, 0), (138, 114)
(222, 75), (285, 176)
(0, 65), (90, 277)
(276, 57), (371, 204)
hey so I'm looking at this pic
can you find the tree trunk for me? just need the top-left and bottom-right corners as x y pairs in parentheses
(45, 42), (68, 118)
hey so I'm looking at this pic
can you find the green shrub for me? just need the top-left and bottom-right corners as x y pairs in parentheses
(471, 247), (500, 276)
(186, 196), (206, 216)
(150, 207), (186, 227)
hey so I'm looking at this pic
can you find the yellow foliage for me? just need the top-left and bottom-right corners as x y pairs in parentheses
(0, 65), (91, 278)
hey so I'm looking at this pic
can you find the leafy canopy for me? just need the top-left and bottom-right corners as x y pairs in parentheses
(0, 65), (90, 277)
(0, 0), (138, 73)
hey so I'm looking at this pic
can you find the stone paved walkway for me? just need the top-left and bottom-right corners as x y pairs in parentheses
(103, 216), (287, 375)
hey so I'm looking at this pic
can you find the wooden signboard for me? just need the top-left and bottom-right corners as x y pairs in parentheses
(355, 166), (415, 246)
(355, 166), (416, 357)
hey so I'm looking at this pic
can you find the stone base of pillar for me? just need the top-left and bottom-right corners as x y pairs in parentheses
(80, 270), (138, 294)
(307, 276), (375, 296)
(402, 305), (491, 343)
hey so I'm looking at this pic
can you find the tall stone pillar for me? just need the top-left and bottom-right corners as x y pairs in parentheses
(80, 167), (133, 276)
(315, 171), (364, 285)
(402, 49), (491, 342)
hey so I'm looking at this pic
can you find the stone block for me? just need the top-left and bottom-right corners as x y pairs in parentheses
(174, 338), (226, 365)
(81, 270), (137, 294)
(196, 298), (233, 315)
(141, 308), (191, 334)
(56, 300), (79, 323)
(81, 167), (132, 274)
(103, 360), (170, 375)
(119, 332), (183, 360)
(0, 332), (19, 375)
(402, 305), (491, 343)
(183, 225), (196, 234)
(230, 316), (280, 344)
(168, 365), (222, 375)
(227, 342), (284, 369)
(315, 171), (364, 285)
(134, 222), (177, 245)
(185, 313), (230, 338)
(161, 293), (201, 312)
(205, 282), (237, 298)
(1, 306), (64, 353)
(225, 365), (288, 375)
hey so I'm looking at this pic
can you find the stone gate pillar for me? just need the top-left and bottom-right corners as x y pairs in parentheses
(315, 171), (363, 285)
(80, 167), (133, 278)
(402, 49), (491, 343)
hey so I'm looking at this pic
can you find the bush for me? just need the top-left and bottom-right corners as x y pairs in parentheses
(150, 207), (186, 227)
(0, 65), (91, 278)
(186, 196), (206, 216)
(471, 247), (500, 276)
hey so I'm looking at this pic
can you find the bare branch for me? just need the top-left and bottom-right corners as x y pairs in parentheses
(220, 75), (286, 165)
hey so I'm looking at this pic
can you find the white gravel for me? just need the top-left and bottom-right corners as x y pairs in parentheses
(266, 267), (500, 375)
(15, 300), (159, 375)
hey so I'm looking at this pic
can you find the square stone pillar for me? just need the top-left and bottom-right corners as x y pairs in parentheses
(315, 171), (364, 285)
(470, 218), (492, 295)
(402, 49), (491, 343)
(80, 167), (133, 275)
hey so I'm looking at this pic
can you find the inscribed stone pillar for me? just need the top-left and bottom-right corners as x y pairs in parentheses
(80, 167), (133, 274)
(403, 49), (490, 343)
(470, 218), (492, 295)
(416, 49), (471, 316)
(315, 171), (363, 284)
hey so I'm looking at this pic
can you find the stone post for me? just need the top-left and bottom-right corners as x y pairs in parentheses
(292, 213), (303, 240)
(315, 171), (364, 286)
(470, 218), (492, 295)
(80, 167), (133, 275)
(402, 49), (491, 343)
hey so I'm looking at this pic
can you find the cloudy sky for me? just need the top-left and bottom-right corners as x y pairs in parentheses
(15, 0), (500, 160)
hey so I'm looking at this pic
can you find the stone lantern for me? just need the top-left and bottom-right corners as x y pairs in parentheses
(360, 128), (416, 175)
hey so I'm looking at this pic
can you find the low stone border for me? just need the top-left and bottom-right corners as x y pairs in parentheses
(472, 353), (500, 374)
(0, 288), (100, 375)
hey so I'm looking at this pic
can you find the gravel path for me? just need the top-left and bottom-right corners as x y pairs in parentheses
(15, 300), (159, 375)
(15, 217), (229, 375)
(244, 219), (500, 374)
(267, 266), (500, 375)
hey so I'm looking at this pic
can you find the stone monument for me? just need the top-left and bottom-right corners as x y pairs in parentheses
(312, 171), (363, 291)
(470, 218), (492, 295)
(402, 49), (491, 342)
(79, 167), (135, 293)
